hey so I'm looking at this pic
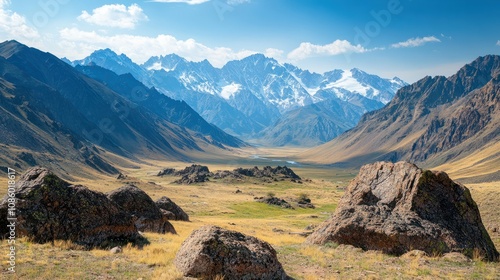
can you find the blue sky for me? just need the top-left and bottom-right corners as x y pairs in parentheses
(0, 0), (499, 82)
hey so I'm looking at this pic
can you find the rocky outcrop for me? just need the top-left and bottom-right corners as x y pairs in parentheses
(107, 185), (176, 234)
(175, 225), (287, 280)
(168, 164), (301, 184)
(306, 161), (499, 261)
(0, 167), (140, 248)
(155, 196), (189, 221)
(212, 170), (243, 179)
(157, 168), (176, 176)
(255, 196), (294, 209)
(265, 166), (301, 180)
(174, 173), (210, 185)
(234, 166), (301, 180)
(297, 196), (315, 209)
(175, 164), (210, 176)
(174, 165), (211, 185)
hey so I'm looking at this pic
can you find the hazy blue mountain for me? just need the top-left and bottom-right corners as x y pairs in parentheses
(73, 50), (407, 140)
(73, 48), (152, 86)
(75, 64), (245, 148)
(259, 95), (382, 146)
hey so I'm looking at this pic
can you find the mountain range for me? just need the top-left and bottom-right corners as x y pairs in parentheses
(0, 40), (243, 177)
(70, 49), (407, 145)
(300, 55), (500, 182)
(1, 40), (498, 182)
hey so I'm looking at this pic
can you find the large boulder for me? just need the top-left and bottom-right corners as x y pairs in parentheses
(155, 196), (189, 221)
(175, 225), (288, 280)
(107, 185), (176, 234)
(306, 161), (499, 261)
(0, 167), (140, 248)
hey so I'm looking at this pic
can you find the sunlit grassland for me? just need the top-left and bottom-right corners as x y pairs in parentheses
(0, 156), (499, 279)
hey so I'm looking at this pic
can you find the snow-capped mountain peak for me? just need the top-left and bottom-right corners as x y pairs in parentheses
(325, 69), (380, 98)
(70, 50), (408, 137)
(142, 54), (187, 72)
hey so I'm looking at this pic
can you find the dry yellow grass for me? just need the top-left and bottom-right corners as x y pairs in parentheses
(434, 141), (500, 180)
(0, 150), (499, 279)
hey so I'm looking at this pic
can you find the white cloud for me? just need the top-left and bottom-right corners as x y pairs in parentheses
(497, 40), (500, 46)
(264, 48), (284, 59)
(149, 0), (210, 4)
(78, 4), (148, 29)
(58, 28), (256, 67)
(0, 0), (39, 40)
(391, 36), (441, 48)
(287, 40), (367, 60)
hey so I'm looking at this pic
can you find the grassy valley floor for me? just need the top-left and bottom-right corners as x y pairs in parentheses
(0, 150), (499, 279)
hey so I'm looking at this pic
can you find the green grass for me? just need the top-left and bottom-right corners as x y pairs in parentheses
(227, 201), (336, 219)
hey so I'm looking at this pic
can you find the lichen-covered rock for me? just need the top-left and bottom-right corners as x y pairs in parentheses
(175, 225), (287, 280)
(306, 161), (499, 261)
(0, 167), (140, 248)
(107, 185), (176, 234)
(155, 196), (189, 221)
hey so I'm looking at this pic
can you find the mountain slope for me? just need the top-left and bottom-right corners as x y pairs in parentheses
(0, 40), (238, 175)
(72, 49), (151, 85)
(300, 55), (500, 180)
(75, 64), (244, 148)
(259, 96), (383, 146)
(285, 64), (407, 104)
(75, 50), (407, 139)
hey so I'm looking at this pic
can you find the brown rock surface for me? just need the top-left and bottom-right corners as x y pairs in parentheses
(107, 185), (176, 234)
(173, 165), (211, 184)
(175, 164), (210, 176)
(155, 196), (189, 221)
(175, 225), (288, 280)
(306, 161), (499, 261)
(0, 167), (140, 248)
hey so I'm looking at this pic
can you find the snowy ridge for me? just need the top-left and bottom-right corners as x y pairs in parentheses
(71, 49), (408, 136)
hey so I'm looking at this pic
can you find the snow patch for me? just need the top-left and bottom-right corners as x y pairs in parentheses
(289, 71), (320, 96)
(147, 62), (175, 72)
(147, 62), (162, 71)
(326, 70), (379, 97)
(220, 83), (241, 99)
